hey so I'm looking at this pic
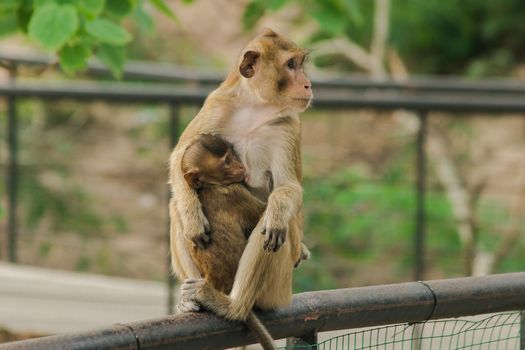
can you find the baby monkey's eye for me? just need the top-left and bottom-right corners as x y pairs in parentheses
(287, 59), (295, 69)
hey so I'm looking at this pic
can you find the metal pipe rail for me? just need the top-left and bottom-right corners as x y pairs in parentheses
(2, 273), (524, 350)
(2, 81), (525, 113)
(2, 53), (525, 94)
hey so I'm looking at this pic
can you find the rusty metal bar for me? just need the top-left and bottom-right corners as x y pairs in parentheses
(414, 111), (428, 280)
(2, 52), (525, 95)
(5, 66), (18, 263)
(2, 273), (524, 350)
(2, 82), (525, 113)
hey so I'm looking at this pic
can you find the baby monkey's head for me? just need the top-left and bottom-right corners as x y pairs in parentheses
(182, 134), (246, 189)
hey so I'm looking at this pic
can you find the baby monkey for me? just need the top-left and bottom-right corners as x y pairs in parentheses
(181, 133), (266, 293)
(181, 133), (274, 349)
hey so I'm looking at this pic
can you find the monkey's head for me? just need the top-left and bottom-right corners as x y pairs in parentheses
(182, 134), (246, 190)
(238, 28), (312, 112)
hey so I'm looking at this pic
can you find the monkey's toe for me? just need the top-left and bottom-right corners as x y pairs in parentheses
(177, 299), (201, 313)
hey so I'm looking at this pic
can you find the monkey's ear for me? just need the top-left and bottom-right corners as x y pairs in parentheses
(239, 50), (260, 78)
(184, 170), (202, 189)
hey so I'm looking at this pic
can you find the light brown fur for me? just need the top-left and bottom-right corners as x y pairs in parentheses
(170, 29), (312, 330)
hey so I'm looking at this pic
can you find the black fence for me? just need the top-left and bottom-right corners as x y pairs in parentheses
(1, 273), (524, 350)
(1, 54), (525, 314)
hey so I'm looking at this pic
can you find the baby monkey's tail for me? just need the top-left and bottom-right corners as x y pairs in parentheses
(246, 311), (276, 350)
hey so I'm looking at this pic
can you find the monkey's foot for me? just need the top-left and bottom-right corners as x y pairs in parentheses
(180, 278), (208, 307)
(177, 298), (201, 313)
(294, 243), (311, 268)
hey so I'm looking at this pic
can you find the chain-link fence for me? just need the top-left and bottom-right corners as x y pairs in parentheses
(284, 312), (522, 350)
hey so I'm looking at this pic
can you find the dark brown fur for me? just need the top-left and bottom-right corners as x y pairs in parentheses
(190, 183), (265, 293)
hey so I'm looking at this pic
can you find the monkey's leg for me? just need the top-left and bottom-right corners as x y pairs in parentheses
(182, 218), (293, 320)
(170, 199), (204, 313)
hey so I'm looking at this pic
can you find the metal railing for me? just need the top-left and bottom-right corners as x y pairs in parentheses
(1, 55), (525, 314)
(1, 273), (524, 349)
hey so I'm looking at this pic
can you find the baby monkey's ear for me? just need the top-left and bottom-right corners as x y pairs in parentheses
(184, 170), (202, 189)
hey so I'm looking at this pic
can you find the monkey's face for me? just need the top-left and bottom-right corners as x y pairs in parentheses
(183, 134), (247, 189)
(203, 147), (246, 186)
(239, 30), (313, 112)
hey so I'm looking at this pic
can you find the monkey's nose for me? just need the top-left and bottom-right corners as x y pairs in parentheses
(304, 84), (311, 90)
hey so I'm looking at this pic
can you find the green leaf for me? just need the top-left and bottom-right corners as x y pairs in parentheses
(96, 44), (126, 78)
(0, 13), (18, 37)
(265, 0), (286, 11)
(150, 0), (177, 20)
(343, 0), (363, 27)
(85, 18), (131, 45)
(105, 0), (136, 18)
(33, 0), (55, 8)
(0, 0), (20, 11)
(243, 1), (265, 30)
(78, 0), (105, 17)
(309, 2), (346, 36)
(59, 42), (91, 74)
(34, 0), (76, 7)
(134, 3), (154, 33)
(28, 3), (79, 50)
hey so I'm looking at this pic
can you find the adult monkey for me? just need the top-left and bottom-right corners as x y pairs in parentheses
(170, 28), (312, 329)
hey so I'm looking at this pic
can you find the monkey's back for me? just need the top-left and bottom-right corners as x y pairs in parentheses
(189, 183), (266, 294)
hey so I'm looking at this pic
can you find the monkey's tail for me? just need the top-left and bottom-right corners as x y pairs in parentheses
(245, 311), (277, 350)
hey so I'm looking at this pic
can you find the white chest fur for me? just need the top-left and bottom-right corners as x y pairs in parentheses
(224, 107), (293, 189)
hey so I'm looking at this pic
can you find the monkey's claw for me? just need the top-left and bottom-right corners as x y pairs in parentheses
(192, 232), (212, 249)
(263, 228), (287, 252)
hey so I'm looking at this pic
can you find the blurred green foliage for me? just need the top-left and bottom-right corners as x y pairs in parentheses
(390, 0), (525, 75)
(244, 0), (525, 76)
(0, 0), (179, 76)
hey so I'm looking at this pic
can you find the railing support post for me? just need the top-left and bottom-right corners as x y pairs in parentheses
(6, 64), (18, 263)
(166, 103), (180, 315)
(414, 110), (427, 281)
(287, 329), (318, 349)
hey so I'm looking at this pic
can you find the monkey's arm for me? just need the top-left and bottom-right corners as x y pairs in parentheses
(169, 144), (211, 249)
(262, 137), (303, 252)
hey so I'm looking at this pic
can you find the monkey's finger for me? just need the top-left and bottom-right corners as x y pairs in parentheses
(265, 230), (277, 252)
(275, 232), (285, 252)
(272, 232), (280, 252)
(263, 232), (272, 251)
(194, 234), (211, 249)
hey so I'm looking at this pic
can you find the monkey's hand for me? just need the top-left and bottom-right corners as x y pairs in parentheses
(261, 210), (288, 252)
(184, 209), (212, 249)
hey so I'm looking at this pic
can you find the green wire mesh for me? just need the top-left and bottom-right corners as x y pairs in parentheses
(282, 311), (522, 350)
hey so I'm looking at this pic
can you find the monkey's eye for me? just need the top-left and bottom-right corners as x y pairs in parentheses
(287, 59), (295, 69)
(223, 156), (231, 165)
